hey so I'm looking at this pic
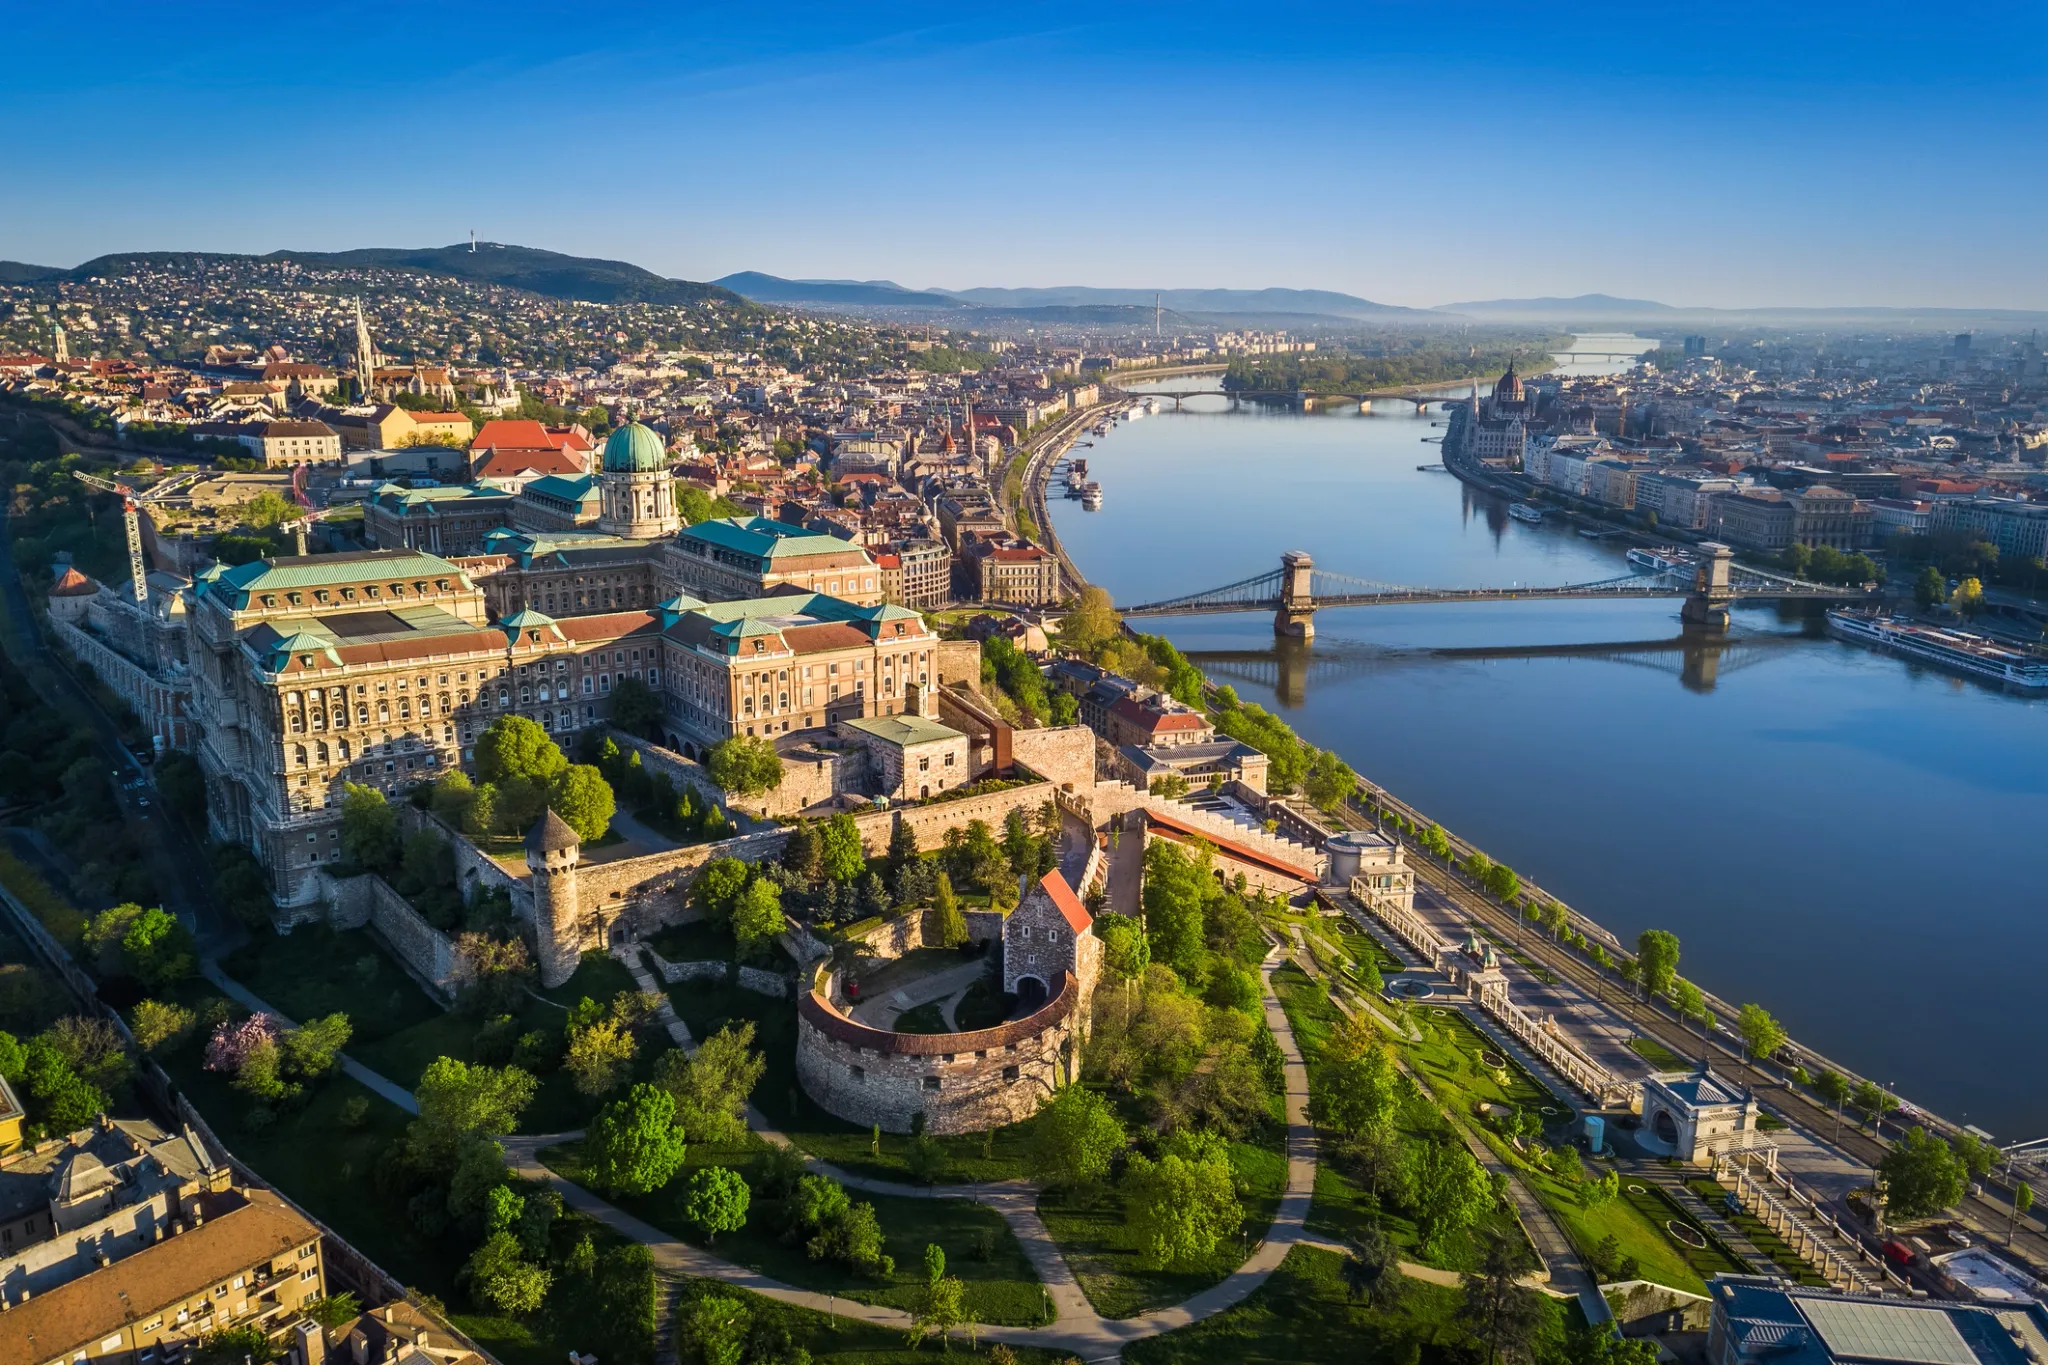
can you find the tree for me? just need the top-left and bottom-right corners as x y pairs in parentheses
(340, 782), (399, 869)
(690, 856), (750, 926)
(1340, 1222), (1403, 1308)
(654, 1022), (765, 1146)
(609, 677), (663, 737)
(1953, 576), (1986, 618)
(1635, 929), (1680, 1000)
(684, 1166), (751, 1243)
(1140, 838), (1211, 976)
(819, 811), (866, 882)
(1671, 979), (1707, 1045)
(1029, 1084), (1126, 1189)
(1303, 748), (1357, 812)
(1124, 1138), (1241, 1270)
(1735, 1003), (1786, 1072)
(409, 1058), (538, 1167)
(2012, 1182), (2034, 1246)
(1915, 564), (1948, 609)
(566, 1015), (637, 1096)
(1411, 1136), (1496, 1256)
(464, 1230), (551, 1315)
(282, 1012), (352, 1078)
(1948, 1130), (1997, 1184)
(118, 907), (195, 991)
(431, 769), (477, 825)
(707, 734), (782, 796)
(683, 1292), (750, 1365)
(130, 998), (194, 1053)
(731, 879), (787, 960)
(781, 823), (822, 881)
(1061, 585), (1121, 653)
(305, 1292), (363, 1333)
(912, 1266), (966, 1352)
(1879, 1127), (1968, 1220)
(588, 1083), (689, 1195)
(1484, 863), (1520, 906)
(548, 764), (615, 841)
(1310, 1018), (1399, 1145)
(1814, 1069), (1851, 1137)
(475, 715), (568, 787)
(1457, 1234), (1545, 1365)
(1096, 911), (1150, 986)
(191, 1324), (283, 1365)
(929, 872), (968, 948)
(1419, 823), (1453, 860)
(886, 818), (920, 874)
(1850, 1079), (1892, 1131)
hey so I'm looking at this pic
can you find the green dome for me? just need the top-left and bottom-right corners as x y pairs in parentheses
(602, 422), (667, 473)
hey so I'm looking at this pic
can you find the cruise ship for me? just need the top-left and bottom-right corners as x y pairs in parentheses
(1080, 482), (1103, 510)
(1826, 609), (2048, 692)
(1508, 503), (1544, 524)
(1628, 546), (1691, 574)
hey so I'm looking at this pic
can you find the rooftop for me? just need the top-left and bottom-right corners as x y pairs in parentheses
(841, 714), (962, 747)
(680, 515), (870, 562)
(1714, 1277), (2048, 1365)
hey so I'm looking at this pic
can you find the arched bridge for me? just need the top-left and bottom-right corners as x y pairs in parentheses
(1120, 545), (1870, 637)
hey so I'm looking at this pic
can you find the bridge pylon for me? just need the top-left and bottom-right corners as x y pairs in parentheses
(1276, 549), (1316, 639)
(1681, 541), (1735, 630)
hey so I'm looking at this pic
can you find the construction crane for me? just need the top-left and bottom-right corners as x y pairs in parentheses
(69, 470), (201, 604)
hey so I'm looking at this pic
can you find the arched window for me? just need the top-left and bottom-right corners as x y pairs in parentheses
(293, 745), (308, 767)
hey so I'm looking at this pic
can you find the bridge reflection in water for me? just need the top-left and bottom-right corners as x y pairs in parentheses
(1188, 630), (1799, 707)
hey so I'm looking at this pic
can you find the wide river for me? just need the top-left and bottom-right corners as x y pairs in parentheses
(1048, 339), (2048, 1141)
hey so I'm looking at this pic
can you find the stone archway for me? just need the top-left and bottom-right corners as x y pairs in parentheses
(1653, 1108), (1679, 1145)
(1015, 975), (1048, 1013)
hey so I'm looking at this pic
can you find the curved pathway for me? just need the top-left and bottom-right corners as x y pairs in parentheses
(508, 943), (1321, 1359)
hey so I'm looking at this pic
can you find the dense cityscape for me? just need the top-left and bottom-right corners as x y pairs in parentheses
(5, 8), (2048, 1365)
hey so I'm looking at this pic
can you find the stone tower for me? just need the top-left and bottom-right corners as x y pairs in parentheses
(596, 422), (680, 540)
(524, 809), (583, 988)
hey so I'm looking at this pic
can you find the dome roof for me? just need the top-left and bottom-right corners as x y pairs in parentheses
(1492, 363), (1523, 404)
(602, 422), (667, 473)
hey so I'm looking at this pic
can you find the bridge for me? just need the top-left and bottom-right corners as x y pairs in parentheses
(1130, 388), (1447, 411)
(1120, 544), (1870, 637)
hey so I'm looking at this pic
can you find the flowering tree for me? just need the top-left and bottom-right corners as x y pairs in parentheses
(204, 1014), (283, 1073)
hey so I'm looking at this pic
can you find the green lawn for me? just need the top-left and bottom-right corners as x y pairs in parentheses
(1036, 1137), (1287, 1320)
(1686, 1178), (1828, 1286)
(665, 976), (1045, 1185)
(670, 1278), (1072, 1362)
(220, 924), (443, 1043)
(952, 978), (1009, 1031)
(544, 1138), (1049, 1325)
(1627, 1036), (1690, 1070)
(1616, 1180), (1746, 1284)
(892, 1001), (949, 1033)
(648, 917), (793, 969)
(1123, 1245), (1564, 1365)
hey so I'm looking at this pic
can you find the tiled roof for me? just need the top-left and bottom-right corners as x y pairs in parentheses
(680, 516), (869, 562)
(1036, 869), (1091, 933)
(473, 446), (582, 479)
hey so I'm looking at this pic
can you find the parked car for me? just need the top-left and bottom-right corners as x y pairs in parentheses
(1883, 1240), (1918, 1269)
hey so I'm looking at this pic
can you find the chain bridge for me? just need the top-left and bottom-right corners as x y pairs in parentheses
(1120, 545), (1869, 637)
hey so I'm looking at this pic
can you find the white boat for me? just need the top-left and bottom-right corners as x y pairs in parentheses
(1826, 609), (2048, 691)
(1080, 482), (1103, 510)
(1125, 405), (1144, 420)
(1143, 397), (1161, 414)
(1627, 546), (1690, 574)
(1508, 503), (1544, 524)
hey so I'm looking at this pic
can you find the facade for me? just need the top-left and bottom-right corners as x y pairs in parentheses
(1932, 497), (2048, 560)
(1636, 471), (1739, 530)
(45, 567), (196, 752)
(362, 484), (518, 557)
(1786, 485), (1874, 549)
(1638, 1065), (1761, 1164)
(837, 714), (969, 801)
(1710, 489), (1796, 551)
(958, 535), (1062, 606)
(1707, 1276), (2047, 1365)
(0, 1186), (324, 1365)
(1332, 829), (1414, 913)
(662, 516), (882, 605)
(1104, 691), (1212, 748)
(935, 492), (1006, 550)
(1115, 739), (1268, 794)
(892, 539), (953, 609)
(238, 419), (342, 468)
(655, 590), (938, 752)
(595, 423), (681, 540)
(514, 473), (602, 532)
(460, 531), (663, 620)
(1869, 497), (1934, 536)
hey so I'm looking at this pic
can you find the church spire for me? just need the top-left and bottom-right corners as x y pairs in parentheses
(353, 298), (378, 401)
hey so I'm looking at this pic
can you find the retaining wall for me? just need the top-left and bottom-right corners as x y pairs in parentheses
(639, 945), (790, 998)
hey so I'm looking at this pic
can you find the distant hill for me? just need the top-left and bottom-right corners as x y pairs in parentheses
(1434, 293), (1677, 317)
(18, 244), (742, 307)
(0, 261), (62, 283)
(713, 273), (960, 307)
(945, 285), (1423, 318)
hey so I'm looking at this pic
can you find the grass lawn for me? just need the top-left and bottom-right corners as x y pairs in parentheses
(1036, 1134), (1288, 1320)
(1627, 1036), (1690, 1070)
(666, 976), (1045, 1185)
(220, 924), (442, 1043)
(1123, 1245), (1563, 1365)
(952, 978), (1009, 1031)
(671, 1278), (1072, 1362)
(1686, 1178), (1828, 1286)
(648, 918), (793, 970)
(892, 1001), (949, 1033)
(1616, 1180), (1746, 1284)
(545, 1137), (1049, 1325)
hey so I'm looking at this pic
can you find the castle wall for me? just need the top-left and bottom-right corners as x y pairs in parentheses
(316, 867), (463, 1003)
(1008, 725), (1096, 795)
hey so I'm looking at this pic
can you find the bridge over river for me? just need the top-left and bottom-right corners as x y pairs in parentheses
(1120, 544), (1870, 636)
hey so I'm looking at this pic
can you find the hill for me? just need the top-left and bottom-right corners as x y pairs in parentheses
(1434, 293), (1676, 317)
(21, 244), (742, 307)
(713, 272), (959, 307)
(0, 261), (63, 284)
(944, 284), (1423, 318)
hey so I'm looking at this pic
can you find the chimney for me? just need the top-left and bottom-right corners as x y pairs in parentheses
(383, 1306), (395, 1324)
(295, 1319), (327, 1365)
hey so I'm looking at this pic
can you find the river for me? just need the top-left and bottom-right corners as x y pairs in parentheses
(1047, 338), (2048, 1141)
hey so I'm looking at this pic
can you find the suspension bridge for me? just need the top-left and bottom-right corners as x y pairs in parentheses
(1120, 545), (1872, 637)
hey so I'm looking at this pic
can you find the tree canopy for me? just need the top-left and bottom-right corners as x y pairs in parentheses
(587, 1084), (689, 1196)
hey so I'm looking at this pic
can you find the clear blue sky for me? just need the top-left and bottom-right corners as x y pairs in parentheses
(4, 1), (2044, 309)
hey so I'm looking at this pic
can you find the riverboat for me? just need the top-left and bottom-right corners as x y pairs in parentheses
(1080, 483), (1103, 510)
(1627, 546), (1691, 573)
(1508, 503), (1544, 524)
(1826, 609), (2048, 692)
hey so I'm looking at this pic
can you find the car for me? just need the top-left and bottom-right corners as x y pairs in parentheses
(1944, 1227), (1972, 1248)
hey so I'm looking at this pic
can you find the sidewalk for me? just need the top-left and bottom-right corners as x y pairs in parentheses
(201, 961), (419, 1114)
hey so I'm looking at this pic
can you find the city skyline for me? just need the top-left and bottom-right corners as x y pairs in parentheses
(4, 1), (2045, 310)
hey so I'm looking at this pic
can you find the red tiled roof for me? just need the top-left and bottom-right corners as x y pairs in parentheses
(50, 567), (98, 597)
(474, 419), (551, 449)
(552, 611), (659, 643)
(779, 622), (872, 653)
(1037, 869), (1091, 933)
(472, 447), (583, 479)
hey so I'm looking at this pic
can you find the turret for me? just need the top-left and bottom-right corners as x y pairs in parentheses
(524, 809), (582, 988)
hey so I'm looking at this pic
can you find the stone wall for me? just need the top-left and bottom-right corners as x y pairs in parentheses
(757, 743), (868, 818)
(1009, 725), (1097, 795)
(317, 867), (463, 1003)
(935, 638), (982, 689)
(850, 779), (1057, 856)
(640, 944), (791, 998)
(794, 972), (1077, 1134)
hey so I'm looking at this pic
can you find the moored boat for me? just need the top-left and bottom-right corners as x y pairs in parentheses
(1826, 609), (2048, 692)
(1508, 503), (1544, 524)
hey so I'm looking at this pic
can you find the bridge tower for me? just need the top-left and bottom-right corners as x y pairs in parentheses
(1276, 550), (1316, 639)
(1681, 541), (1735, 631)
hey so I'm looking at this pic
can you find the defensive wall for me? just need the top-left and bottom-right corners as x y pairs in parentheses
(317, 867), (464, 1004)
(795, 967), (1079, 1134)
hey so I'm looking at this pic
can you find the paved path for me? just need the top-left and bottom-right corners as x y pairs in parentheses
(510, 942), (1324, 1359)
(1102, 817), (1143, 919)
(849, 956), (989, 1030)
(201, 962), (419, 1113)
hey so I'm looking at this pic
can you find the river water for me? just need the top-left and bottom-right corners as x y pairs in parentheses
(1048, 340), (2048, 1141)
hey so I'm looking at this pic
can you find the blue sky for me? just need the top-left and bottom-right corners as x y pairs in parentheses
(3, 1), (2044, 308)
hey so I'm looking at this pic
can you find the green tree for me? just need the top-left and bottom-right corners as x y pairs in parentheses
(706, 734), (782, 796)
(1302, 748), (1357, 811)
(731, 879), (787, 960)
(282, 1012), (352, 1079)
(1411, 1136), (1496, 1256)
(1671, 979), (1707, 1044)
(118, 906), (195, 990)
(1850, 1078), (1893, 1131)
(1635, 929), (1680, 999)
(1484, 863), (1520, 905)
(1734, 1002), (1786, 1072)
(1813, 1069), (1851, 1135)
(463, 1230), (551, 1315)
(565, 1015), (637, 1096)
(1140, 838), (1211, 976)
(683, 1292), (750, 1365)
(1879, 1127), (1968, 1220)
(547, 764), (615, 841)
(191, 1324), (283, 1365)
(690, 856), (751, 926)
(818, 811), (866, 882)
(929, 872), (968, 948)
(130, 998), (194, 1053)
(409, 1058), (538, 1168)
(1914, 564), (1947, 609)
(912, 1267), (966, 1352)
(1095, 911), (1150, 986)
(683, 1166), (751, 1243)
(1310, 1017), (1399, 1144)
(304, 1292), (363, 1332)
(608, 677), (664, 737)
(653, 1022), (765, 1146)
(475, 715), (568, 787)
(1457, 1234), (1545, 1365)
(1124, 1138), (1241, 1270)
(340, 782), (399, 869)
(1028, 1083), (1126, 1189)
(588, 1083), (689, 1195)
(886, 818), (920, 874)
(1948, 1130), (1998, 1184)
(430, 769), (477, 825)
(2011, 1182), (2034, 1246)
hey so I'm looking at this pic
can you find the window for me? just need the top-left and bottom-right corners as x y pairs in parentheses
(850, 1065), (865, 1082)
(922, 1076), (941, 1092)
(301, 1267), (319, 1281)
(1003, 1065), (1020, 1082)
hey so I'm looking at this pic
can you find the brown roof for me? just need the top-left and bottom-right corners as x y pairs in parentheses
(472, 419), (551, 449)
(0, 1188), (317, 1360)
(49, 567), (98, 597)
(1037, 869), (1092, 934)
(800, 970), (1076, 1055)
(779, 622), (872, 654)
(472, 447), (582, 479)
(553, 610), (660, 643)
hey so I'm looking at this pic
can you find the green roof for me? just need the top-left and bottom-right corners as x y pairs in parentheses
(841, 715), (962, 747)
(680, 516), (862, 562)
(374, 483), (506, 506)
(603, 422), (667, 474)
(209, 550), (469, 603)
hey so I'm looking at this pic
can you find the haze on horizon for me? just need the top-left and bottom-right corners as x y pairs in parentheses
(4, 0), (2043, 312)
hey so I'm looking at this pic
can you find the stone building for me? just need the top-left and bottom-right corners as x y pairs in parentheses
(661, 515), (882, 605)
(524, 809), (585, 987)
(836, 714), (969, 801)
(45, 565), (197, 753)
(1638, 1065), (1762, 1164)
(362, 484), (518, 557)
(957, 534), (1062, 606)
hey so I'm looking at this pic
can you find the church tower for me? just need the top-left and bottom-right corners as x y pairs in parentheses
(596, 421), (680, 540)
(525, 809), (584, 988)
(353, 298), (378, 401)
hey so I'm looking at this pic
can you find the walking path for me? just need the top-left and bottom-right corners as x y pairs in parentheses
(201, 962), (419, 1114)
(505, 942), (1322, 1359)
